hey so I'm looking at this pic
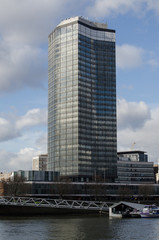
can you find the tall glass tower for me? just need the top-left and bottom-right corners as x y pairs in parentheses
(48, 17), (117, 182)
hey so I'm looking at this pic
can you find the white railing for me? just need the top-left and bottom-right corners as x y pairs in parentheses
(0, 196), (111, 212)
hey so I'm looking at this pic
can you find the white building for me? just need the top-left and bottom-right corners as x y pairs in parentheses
(155, 159), (159, 183)
(32, 154), (48, 171)
(0, 172), (13, 181)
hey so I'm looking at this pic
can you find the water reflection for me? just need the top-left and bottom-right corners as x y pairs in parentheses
(0, 215), (159, 240)
(109, 217), (159, 240)
(0, 215), (112, 240)
(46, 215), (113, 240)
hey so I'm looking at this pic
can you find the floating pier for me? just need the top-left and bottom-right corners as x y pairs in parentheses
(0, 196), (112, 215)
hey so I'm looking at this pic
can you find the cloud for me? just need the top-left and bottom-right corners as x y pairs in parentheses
(0, 148), (41, 172)
(0, 0), (89, 45)
(148, 59), (159, 67)
(146, 0), (159, 16)
(121, 84), (134, 90)
(0, 40), (47, 92)
(86, 0), (159, 18)
(0, 108), (47, 142)
(117, 99), (159, 162)
(0, 118), (20, 141)
(0, 150), (15, 172)
(0, 0), (156, 93)
(16, 108), (47, 130)
(86, 0), (148, 18)
(116, 44), (144, 69)
(117, 99), (151, 130)
(0, 108), (47, 171)
(0, 129), (47, 171)
(8, 148), (38, 170)
(0, 0), (80, 92)
(35, 133), (47, 150)
(0, 0), (72, 45)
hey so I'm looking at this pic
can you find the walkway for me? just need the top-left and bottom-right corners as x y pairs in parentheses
(0, 196), (112, 213)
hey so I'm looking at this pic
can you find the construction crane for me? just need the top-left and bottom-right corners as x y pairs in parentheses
(130, 142), (136, 151)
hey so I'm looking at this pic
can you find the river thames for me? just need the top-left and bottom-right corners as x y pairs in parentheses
(0, 215), (158, 240)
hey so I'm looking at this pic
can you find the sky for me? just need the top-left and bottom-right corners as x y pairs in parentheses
(0, 0), (159, 172)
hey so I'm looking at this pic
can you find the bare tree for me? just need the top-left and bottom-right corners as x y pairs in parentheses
(2, 175), (27, 196)
(138, 185), (154, 201)
(118, 186), (133, 201)
(56, 181), (74, 198)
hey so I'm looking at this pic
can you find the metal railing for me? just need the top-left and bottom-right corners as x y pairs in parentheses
(0, 196), (111, 212)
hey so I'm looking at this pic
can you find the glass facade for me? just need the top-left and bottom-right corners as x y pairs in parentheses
(117, 161), (154, 183)
(48, 17), (117, 182)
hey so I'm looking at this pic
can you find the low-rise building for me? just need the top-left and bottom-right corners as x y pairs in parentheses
(116, 151), (155, 183)
(0, 172), (13, 181)
(155, 159), (159, 183)
(13, 170), (59, 182)
(154, 164), (158, 183)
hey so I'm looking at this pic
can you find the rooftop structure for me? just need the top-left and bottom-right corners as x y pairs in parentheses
(117, 151), (148, 162)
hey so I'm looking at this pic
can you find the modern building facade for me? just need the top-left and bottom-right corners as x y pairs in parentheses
(48, 17), (117, 182)
(117, 151), (154, 183)
(116, 160), (155, 183)
(13, 170), (59, 182)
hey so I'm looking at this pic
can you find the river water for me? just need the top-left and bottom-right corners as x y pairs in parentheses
(0, 215), (158, 240)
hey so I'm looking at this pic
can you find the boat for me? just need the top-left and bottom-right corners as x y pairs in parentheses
(129, 209), (141, 218)
(123, 209), (141, 218)
(140, 205), (159, 218)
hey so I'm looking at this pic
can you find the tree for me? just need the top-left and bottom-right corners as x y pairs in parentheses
(118, 186), (133, 201)
(2, 175), (28, 196)
(138, 185), (154, 201)
(88, 183), (106, 201)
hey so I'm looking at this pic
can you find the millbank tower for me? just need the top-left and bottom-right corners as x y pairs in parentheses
(48, 17), (117, 182)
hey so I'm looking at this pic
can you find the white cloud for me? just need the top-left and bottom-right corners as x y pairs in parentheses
(146, 0), (159, 15)
(117, 99), (151, 130)
(117, 99), (159, 162)
(35, 133), (47, 150)
(0, 40), (47, 92)
(0, 0), (157, 93)
(0, 0), (89, 46)
(117, 44), (144, 69)
(86, 0), (159, 18)
(16, 108), (47, 130)
(148, 59), (159, 67)
(0, 0), (71, 45)
(86, 0), (147, 18)
(0, 150), (15, 172)
(0, 148), (42, 172)
(8, 147), (39, 170)
(0, 117), (20, 141)
(121, 84), (134, 90)
(0, 110), (47, 171)
(0, 0), (79, 92)
(0, 108), (47, 142)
